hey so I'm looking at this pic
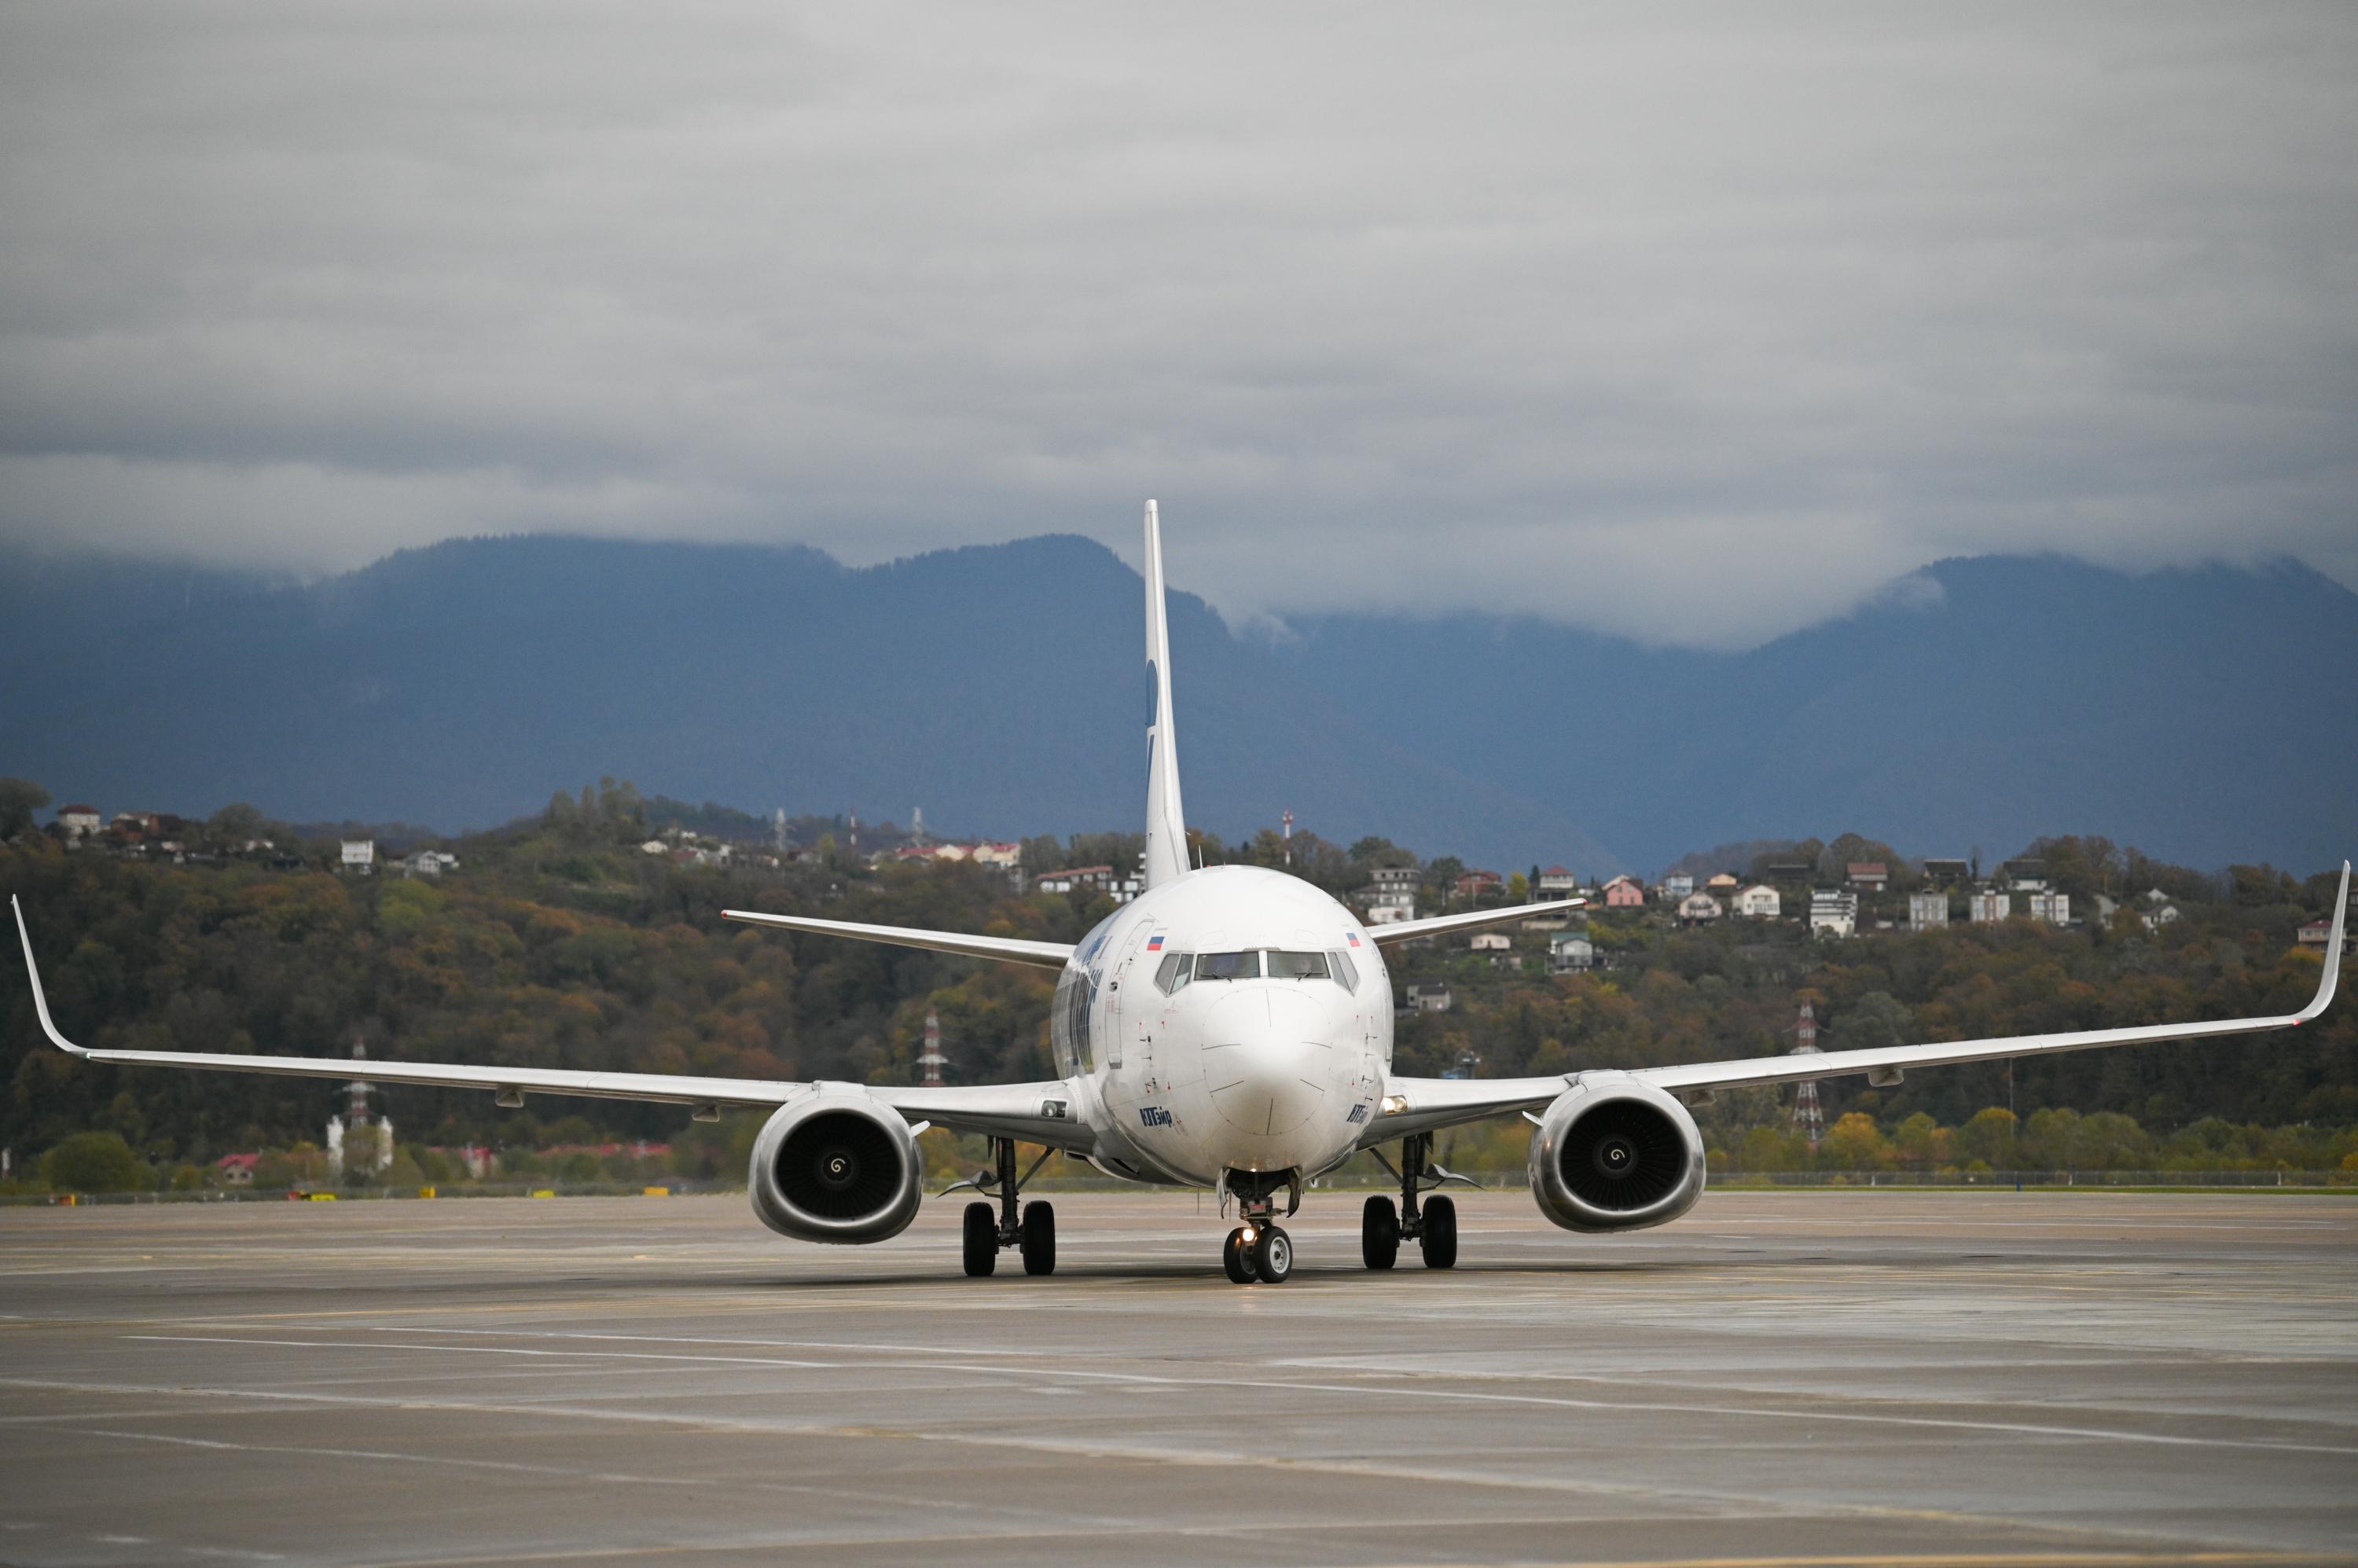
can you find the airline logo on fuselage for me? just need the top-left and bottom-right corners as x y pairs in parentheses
(1138, 1106), (1174, 1128)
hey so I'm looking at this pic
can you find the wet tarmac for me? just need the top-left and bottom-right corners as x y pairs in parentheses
(2, 1188), (2353, 1566)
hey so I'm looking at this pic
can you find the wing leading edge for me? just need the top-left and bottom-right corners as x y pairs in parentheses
(13, 896), (1089, 1148)
(1370, 861), (2347, 1141)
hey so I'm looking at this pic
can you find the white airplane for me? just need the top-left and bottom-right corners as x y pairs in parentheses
(12, 504), (2349, 1284)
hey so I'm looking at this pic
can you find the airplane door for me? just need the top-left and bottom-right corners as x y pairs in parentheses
(1104, 924), (1159, 1072)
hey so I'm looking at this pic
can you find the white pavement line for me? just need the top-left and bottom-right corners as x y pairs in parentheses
(58, 1428), (704, 1487)
(101, 1331), (2358, 1456)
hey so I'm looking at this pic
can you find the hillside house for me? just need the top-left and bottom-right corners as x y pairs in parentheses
(1921, 857), (1971, 884)
(215, 1153), (259, 1188)
(1537, 865), (1581, 896)
(1602, 876), (1645, 909)
(340, 839), (376, 875)
(2002, 859), (2049, 891)
(1809, 889), (1858, 938)
(1705, 872), (1740, 895)
(399, 850), (459, 878)
(56, 804), (101, 843)
(1405, 981), (1453, 1014)
(1034, 865), (1114, 896)
(1677, 892), (1723, 925)
(1549, 931), (1596, 972)
(1846, 862), (1889, 890)
(2299, 916), (2334, 947)
(1468, 931), (1511, 953)
(1361, 865), (1420, 924)
(1735, 884), (1780, 919)
(1764, 861), (1812, 884)
(1662, 872), (1695, 898)
(1970, 891), (2012, 924)
(2027, 892), (2071, 926)
(1908, 891), (1949, 931)
(1453, 868), (1503, 902)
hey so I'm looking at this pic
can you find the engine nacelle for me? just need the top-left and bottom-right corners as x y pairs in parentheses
(747, 1089), (922, 1245)
(1526, 1074), (1706, 1234)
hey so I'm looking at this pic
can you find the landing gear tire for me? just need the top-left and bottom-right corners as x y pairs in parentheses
(1419, 1194), (1458, 1270)
(1361, 1195), (1400, 1270)
(962, 1200), (997, 1277)
(1221, 1226), (1258, 1284)
(1251, 1225), (1294, 1284)
(1020, 1200), (1056, 1276)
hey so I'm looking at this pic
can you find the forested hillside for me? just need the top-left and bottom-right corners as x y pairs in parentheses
(3, 791), (2350, 1190)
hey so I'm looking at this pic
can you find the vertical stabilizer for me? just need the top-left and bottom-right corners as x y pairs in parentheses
(1141, 501), (1190, 889)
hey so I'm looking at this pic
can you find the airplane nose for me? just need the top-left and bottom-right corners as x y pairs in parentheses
(1203, 989), (1330, 1138)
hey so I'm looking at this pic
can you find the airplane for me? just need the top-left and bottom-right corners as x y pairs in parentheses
(10, 502), (2349, 1284)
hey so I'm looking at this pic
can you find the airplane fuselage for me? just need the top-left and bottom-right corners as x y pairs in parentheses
(1052, 864), (1393, 1188)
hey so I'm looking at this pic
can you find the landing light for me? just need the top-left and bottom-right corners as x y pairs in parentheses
(1379, 1095), (1409, 1116)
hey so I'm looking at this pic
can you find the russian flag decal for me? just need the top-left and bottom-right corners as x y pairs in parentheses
(1147, 935), (1165, 950)
(1346, 932), (1361, 947)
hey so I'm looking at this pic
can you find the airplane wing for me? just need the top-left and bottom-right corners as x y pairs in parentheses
(1369, 898), (1585, 947)
(721, 908), (1072, 969)
(13, 896), (1089, 1148)
(1368, 862), (2346, 1141)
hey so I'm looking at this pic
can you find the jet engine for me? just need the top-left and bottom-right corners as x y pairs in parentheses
(748, 1089), (922, 1245)
(1526, 1074), (1706, 1233)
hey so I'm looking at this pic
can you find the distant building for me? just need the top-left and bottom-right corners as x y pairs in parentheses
(1765, 861), (1813, 884)
(1468, 931), (1512, 952)
(1035, 865), (1114, 896)
(1970, 891), (2012, 924)
(2298, 916), (2334, 947)
(1549, 931), (1596, 972)
(1908, 891), (1949, 931)
(399, 849), (459, 878)
(57, 804), (101, 843)
(340, 839), (376, 875)
(1706, 872), (1740, 894)
(2141, 902), (2180, 931)
(1809, 889), (1857, 938)
(1361, 865), (1420, 924)
(1602, 876), (1645, 909)
(1677, 892), (1723, 925)
(1662, 872), (1695, 898)
(1453, 868), (1503, 902)
(2002, 858), (2049, 891)
(1920, 857), (1971, 884)
(1846, 862), (1889, 890)
(1405, 980), (1453, 1013)
(215, 1153), (259, 1187)
(2026, 891), (2071, 926)
(1735, 884), (1780, 919)
(1537, 865), (1581, 896)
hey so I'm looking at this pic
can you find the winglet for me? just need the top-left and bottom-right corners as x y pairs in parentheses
(11, 896), (89, 1056)
(2294, 860), (2349, 1023)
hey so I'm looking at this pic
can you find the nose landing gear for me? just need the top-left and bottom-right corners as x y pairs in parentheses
(1218, 1170), (1298, 1284)
(945, 1137), (1057, 1277)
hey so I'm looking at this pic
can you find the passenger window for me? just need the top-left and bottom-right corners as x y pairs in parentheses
(1155, 952), (1193, 994)
(1268, 950), (1331, 981)
(1196, 950), (1261, 981)
(1328, 949), (1358, 993)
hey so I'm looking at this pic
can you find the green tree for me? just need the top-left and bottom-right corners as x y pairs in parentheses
(1954, 1107), (2019, 1170)
(41, 1131), (148, 1192)
(0, 777), (50, 840)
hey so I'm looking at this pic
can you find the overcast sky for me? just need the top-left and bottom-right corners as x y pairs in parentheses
(2, 3), (2352, 645)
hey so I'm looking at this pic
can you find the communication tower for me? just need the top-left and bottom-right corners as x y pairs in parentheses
(325, 1040), (395, 1176)
(918, 1007), (947, 1087)
(1281, 809), (1293, 866)
(1791, 1000), (1825, 1147)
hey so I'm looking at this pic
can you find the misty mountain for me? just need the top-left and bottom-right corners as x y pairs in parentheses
(2, 537), (2350, 875)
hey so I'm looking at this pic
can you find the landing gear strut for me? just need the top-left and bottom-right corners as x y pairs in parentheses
(952, 1137), (1056, 1277)
(1219, 1170), (1296, 1285)
(1364, 1134), (1458, 1270)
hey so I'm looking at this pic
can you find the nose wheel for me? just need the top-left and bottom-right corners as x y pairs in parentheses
(1221, 1223), (1292, 1284)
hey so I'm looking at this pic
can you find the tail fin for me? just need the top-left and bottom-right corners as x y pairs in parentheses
(1141, 500), (1190, 889)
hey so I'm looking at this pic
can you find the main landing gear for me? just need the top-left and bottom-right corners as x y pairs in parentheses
(1362, 1133), (1460, 1271)
(949, 1137), (1056, 1277)
(1219, 1170), (1297, 1285)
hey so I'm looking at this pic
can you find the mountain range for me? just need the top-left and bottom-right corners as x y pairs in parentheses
(2, 535), (2351, 876)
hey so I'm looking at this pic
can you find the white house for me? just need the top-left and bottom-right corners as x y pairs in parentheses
(1908, 891), (1949, 931)
(1361, 865), (1420, 924)
(1735, 884), (1780, 919)
(1469, 931), (1512, 952)
(1970, 891), (2011, 924)
(1662, 872), (1695, 898)
(1677, 892), (1723, 924)
(1405, 981), (1453, 1013)
(1536, 865), (1581, 896)
(1549, 931), (1596, 972)
(2027, 891), (2070, 926)
(57, 804), (101, 843)
(399, 849), (459, 878)
(340, 839), (376, 875)
(2141, 902), (2180, 931)
(1809, 889), (1857, 938)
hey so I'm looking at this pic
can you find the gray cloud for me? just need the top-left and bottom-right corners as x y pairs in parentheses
(2, 2), (2352, 646)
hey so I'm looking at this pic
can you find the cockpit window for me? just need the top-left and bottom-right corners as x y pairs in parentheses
(1155, 951), (1193, 994)
(1195, 950), (1262, 981)
(1266, 950), (1331, 982)
(1327, 949), (1358, 993)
